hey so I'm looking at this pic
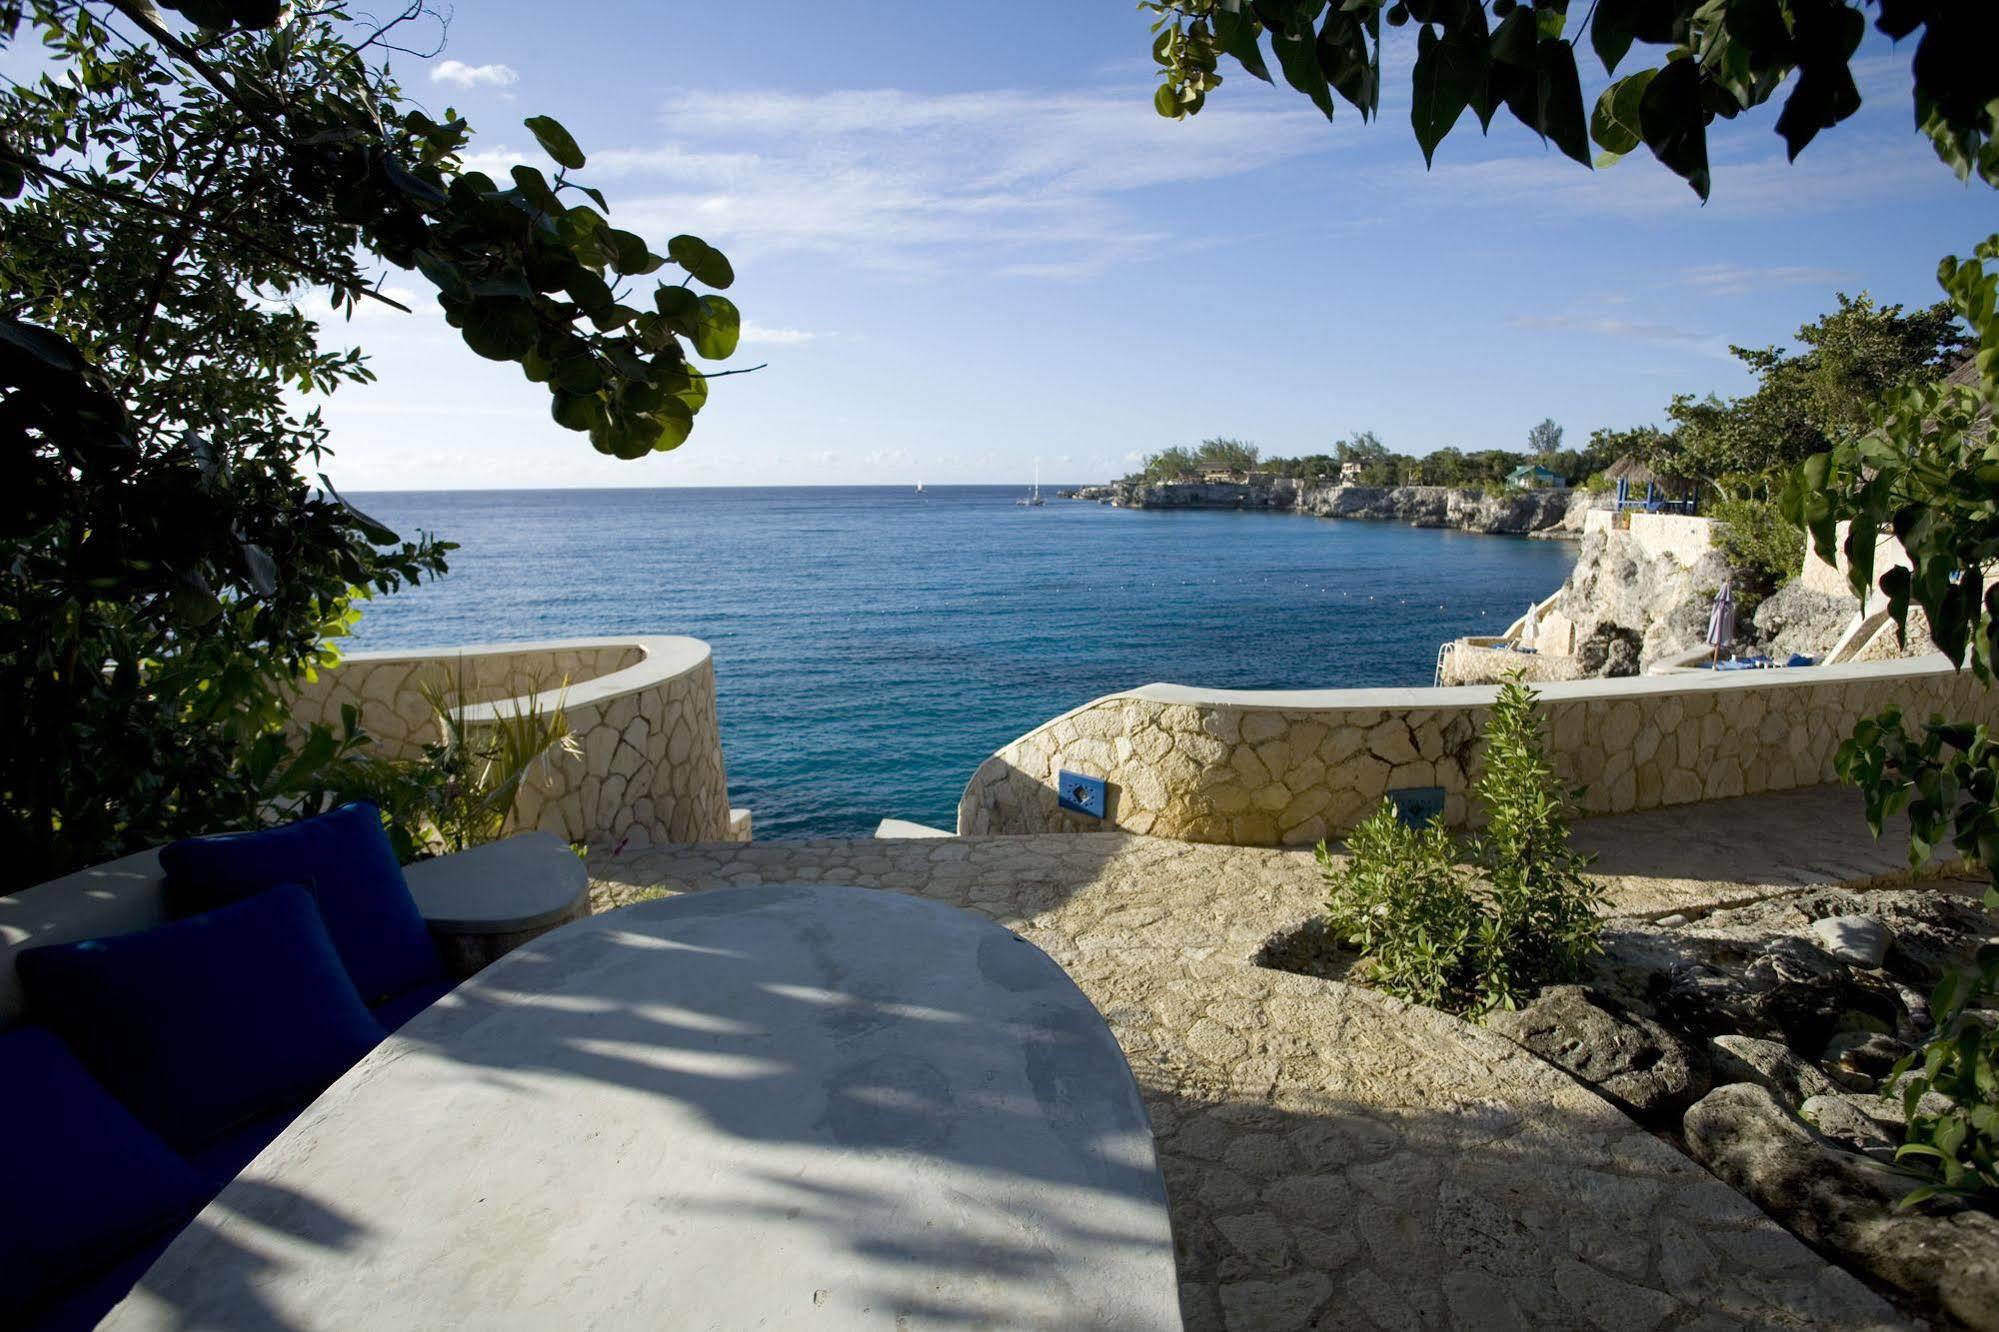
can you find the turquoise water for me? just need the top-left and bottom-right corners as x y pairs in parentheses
(347, 487), (1575, 839)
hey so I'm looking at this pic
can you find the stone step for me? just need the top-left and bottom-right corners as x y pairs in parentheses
(873, 818), (953, 839)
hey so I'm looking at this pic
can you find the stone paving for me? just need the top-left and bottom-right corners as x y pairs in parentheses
(586, 785), (1950, 1330)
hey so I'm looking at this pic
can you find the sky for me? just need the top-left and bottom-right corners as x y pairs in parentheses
(287, 3), (1994, 489)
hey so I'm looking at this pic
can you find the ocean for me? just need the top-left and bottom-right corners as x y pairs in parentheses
(347, 487), (1576, 840)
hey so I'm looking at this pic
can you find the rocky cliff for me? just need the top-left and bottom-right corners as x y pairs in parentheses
(1075, 479), (1592, 536)
(1549, 528), (1737, 674)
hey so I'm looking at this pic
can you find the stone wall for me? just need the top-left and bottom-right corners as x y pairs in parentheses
(289, 636), (734, 850)
(957, 655), (1999, 847)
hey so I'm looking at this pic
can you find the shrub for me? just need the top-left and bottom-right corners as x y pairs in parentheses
(289, 672), (579, 861)
(1317, 806), (1478, 1010)
(1889, 946), (1999, 1207)
(1710, 495), (1805, 599)
(1469, 679), (1606, 1009)
(1317, 678), (1604, 1017)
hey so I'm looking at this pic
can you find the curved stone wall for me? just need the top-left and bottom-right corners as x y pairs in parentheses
(958, 654), (1999, 847)
(289, 636), (732, 849)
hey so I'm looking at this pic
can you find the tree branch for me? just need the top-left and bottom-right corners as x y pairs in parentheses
(2, 151), (413, 313)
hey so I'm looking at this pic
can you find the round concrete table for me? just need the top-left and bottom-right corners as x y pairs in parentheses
(107, 885), (1179, 1330)
(401, 831), (590, 978)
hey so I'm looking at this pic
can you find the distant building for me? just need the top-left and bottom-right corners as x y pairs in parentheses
(1507, 464), (1567, 490)
(1338, 461), (1365, 484)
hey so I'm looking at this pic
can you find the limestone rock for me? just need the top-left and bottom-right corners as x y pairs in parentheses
(1752, 580), (1861, 661)
(1708, 1035), (1838, 1111)
(1485, 985), (1707, 1121)
(1810, 914), (1893, 968)
(1683, 1082), (1999, 1331)
(1821, 1030), (1912, 1086)
(1550, 528), (1743, 675)
(1800, 1094), (1898, 1161)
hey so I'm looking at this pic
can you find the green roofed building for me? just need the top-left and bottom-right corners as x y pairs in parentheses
(1507, 464), (1567, 490)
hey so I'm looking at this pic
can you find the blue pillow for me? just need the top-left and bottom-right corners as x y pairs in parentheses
(0, 1025), (205, 1322)
(161, 801), (442, 1003)
(16, 884), (388, 1151)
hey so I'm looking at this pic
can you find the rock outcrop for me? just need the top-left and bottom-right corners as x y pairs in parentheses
(1545, 527), (1738, 675)
(1752, 579), (1862, 660)
(1088, 479), (1593, 536)
(1684, 1082), (1999, 1331)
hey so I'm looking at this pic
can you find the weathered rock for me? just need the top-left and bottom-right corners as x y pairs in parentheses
(1822, 1030), (1913, 1084)
(1550, 527), (1743, 674)
(1103, 478), (1591, 536)
(1684, 1082), (1999, 1331)
(1752, 580), (1861, 661)
(1811, 914), (1893, 968)
(1800, 1094), (1898, 1161)
(1708, 1035), (1838, 1111)
(1485, 985), (1707, 1121)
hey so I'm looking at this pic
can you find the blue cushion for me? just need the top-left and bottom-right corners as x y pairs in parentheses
(161, 801), (443, 1003)
(0, 1026), (204, 1324)
(372, 977), (458, 1035)
(16, 885), (388, 1151)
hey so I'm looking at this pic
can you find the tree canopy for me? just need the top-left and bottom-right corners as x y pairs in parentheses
(1140, 1), (1997, 200)
(1645, 294), (1969, 489)
(0, 0), (739, 882)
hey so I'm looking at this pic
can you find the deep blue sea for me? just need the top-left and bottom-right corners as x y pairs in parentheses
(347, 487), (1576, 840)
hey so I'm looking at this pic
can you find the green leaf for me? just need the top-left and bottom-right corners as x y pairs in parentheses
(691, 295), (741, 360)
(1590, 68), (1654, 156)
(654, 283), (702, 333)
(1411, 23), (1484, 166)
(1272, 26), (1337, 120)
(509, 164), (562, 215)
(1638, 57), (1712, 201)
(1537, 40), (1590, 167)
(1490, 8), (1537, 68)
(1590, 0), (1637, 74)
(667, 235), (735, 290)
(459, 298), (538, 361)
(523, 115), (586, 170)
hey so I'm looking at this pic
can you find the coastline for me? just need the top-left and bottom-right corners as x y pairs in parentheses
(1063, 478), (1591, 538)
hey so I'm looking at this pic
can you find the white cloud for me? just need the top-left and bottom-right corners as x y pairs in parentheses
(431, 60), (518, 89)
(1679, 263), (1855, 293)
(738, 322), (823, 346)
(1414, 137), (1947, 219)
(587, 87), (1335, 278)
(1507, 312), (1727, 356)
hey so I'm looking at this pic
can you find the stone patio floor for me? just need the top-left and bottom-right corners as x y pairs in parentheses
(588, 786), (1951, 1331)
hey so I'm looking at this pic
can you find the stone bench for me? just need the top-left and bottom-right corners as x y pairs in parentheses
(0, 833), (588, 1011)
(0, 832), (587, 1328)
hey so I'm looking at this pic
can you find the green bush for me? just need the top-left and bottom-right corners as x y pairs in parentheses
(1317, 679), (1604, 1017)
(1890, 945), (1999, 1207)
(1316, 807), (1478, 1010)
(1710, 495), (1806, 597)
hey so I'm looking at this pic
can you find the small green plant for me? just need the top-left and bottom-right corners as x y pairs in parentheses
(1317, 806), (1477, 1011)
(1317, 678), (1603, 1018)
(1888, 946), (1999, 1208)
(294, 668), (579, 861)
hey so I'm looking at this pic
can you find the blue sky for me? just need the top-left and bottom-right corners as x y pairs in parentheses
(302, 2), (1992, 489)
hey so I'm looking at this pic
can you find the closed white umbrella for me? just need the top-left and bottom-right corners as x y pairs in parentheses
(1518, 601), (1539, 650)
(1707, 579), (1737, 664)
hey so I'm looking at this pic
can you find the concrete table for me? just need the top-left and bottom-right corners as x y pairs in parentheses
(402, 831), (590, 978)
(108, 885), (1180, 1329)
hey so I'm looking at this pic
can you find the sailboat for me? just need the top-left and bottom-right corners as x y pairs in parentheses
(1015, 461), (1045, 507)
(914, 481), (924, 494)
